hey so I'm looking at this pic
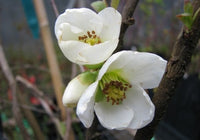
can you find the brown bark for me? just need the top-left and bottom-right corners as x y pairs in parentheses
(117, 0), (140, 51)
(134, 1), (200, 139)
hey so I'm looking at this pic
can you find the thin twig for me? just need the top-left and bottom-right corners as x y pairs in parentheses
(50, 0), (59, 17)
(71, 64), (77, 78)
(17, 90), (45, 140)
(79, 65), (85, 73)
(117, 0), (140, 51)
(103, 0), (109, 6)
(0, 98), (49, 114)
(64, 62), (78, 140)
(0, 43), (30, 140)
(67, 0), (77, 9)
(64, 108), (75, 140)
(63, 63), (78, 140)
(134, 0), (200, 139)
(11, 64), (49, 72)
(16, 75), (64, 139)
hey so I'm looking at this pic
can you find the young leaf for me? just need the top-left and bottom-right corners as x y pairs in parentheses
(176, 13), (193, 29)
(176, 1), (195, 30)
(91, 1), (107, 12)
(184, 1), (193, 14)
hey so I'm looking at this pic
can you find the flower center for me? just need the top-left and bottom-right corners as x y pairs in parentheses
(99, 71), (132, 105)
(78, 31), (101, 46)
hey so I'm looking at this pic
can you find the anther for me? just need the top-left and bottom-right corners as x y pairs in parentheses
(87, 31), (92, 38)
(124, 87), (127, 91)
(83, 35), (87, 39)
(107, 97), (110, 102)
(111, 98), (115, 105)
(78, 30), (101, 45)
(123, 94), (126, 99)
(120, 86), (124, 91)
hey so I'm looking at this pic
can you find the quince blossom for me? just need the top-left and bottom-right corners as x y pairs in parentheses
(75, 51), (167, 130)
(55, 7), (121, 65)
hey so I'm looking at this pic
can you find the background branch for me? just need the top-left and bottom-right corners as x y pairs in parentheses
(50, 0), (59, 17)
(16, 75), (65, 139)
(134, 0), (200, 139)
(17, 90), (45, 140)
(0, 43), (30, 140)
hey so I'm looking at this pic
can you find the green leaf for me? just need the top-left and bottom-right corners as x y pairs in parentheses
(111, 0), (120, 9)
(176, 13), (193, 29)
(184, 1), (193, 14)
(95, 85), (105, 102)
(91, 1), (107, 12)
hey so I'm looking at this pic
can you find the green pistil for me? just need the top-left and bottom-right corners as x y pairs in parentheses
(78, 30), (101, 46)
(95, 71), (132, 105)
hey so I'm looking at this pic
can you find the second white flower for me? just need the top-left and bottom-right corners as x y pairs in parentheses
(55, 7), (121, 65)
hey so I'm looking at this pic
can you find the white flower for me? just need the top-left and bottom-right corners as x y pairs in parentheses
(76, 51), (167, 130)
(55, 7), (121, 65)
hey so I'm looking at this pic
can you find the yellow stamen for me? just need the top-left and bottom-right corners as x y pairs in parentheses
(99, 72), (132, 105)
(78, 30), (101, 46)
(102, 80), (131, 105)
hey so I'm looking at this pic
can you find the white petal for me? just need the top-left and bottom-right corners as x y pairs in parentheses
(105, 51), (167, 89)
(59, 39), (118, 65)
(94, 101), (134, 130)
(76, 82), (98, 128)
(62, 74), (92, 106)
(79, 39), (118, 65)
(57, 23), (83, 41)
(59, 41), (89, 64)
(97, 51), (129, 80)
(123, 85), (155, 129)
(55, 8), (103, 39)
(98, 7), (121, 41)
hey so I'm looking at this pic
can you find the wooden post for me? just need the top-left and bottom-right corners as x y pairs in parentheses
(32, 0), (66, 120)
